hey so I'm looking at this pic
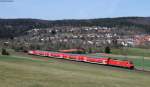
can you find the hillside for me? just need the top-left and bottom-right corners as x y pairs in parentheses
(0, 17), (150, 38)
(0, 52), (150, 87)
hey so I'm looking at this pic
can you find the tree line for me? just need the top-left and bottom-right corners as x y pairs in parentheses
(1, 17), (150, 38)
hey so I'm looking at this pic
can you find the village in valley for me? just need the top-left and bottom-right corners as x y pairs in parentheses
(2, 25), (150, 52)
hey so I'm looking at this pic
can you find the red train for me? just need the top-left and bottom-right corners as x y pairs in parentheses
(28, 50), (134, 69)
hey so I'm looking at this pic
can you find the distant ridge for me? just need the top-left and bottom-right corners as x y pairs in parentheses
(0, 17), (150, 38)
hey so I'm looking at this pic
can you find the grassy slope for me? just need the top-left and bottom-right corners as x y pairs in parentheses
(111, 48), (150, 57)
(0, 55), (150, 87)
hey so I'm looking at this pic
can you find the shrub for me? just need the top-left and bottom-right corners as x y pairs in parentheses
(105, 46), (111, 54)
(1, 49), (10, 55)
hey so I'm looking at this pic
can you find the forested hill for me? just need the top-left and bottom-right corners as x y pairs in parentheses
(1, 17), (150, 38)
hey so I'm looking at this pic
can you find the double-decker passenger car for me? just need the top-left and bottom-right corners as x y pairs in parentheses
(28, 50), (134, 69)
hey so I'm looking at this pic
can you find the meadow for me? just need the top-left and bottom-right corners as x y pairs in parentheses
(111, 48), (150, 57)
(0, 53), (150, 87)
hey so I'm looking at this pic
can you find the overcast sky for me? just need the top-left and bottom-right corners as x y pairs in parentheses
(0, 0), (150, 20)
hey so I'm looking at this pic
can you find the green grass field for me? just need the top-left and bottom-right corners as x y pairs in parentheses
(90, 47), (150, 57)
(0, 54), (150, 87)
(111, 48), (150, 57)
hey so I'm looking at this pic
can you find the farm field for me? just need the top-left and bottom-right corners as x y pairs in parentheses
(111, 48), (150, 57)
(90, 47), (150, 57)
(0, 53), (150, 87)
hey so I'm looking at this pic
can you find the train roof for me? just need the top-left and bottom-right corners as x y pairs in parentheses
(33, 50), (105, 59)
